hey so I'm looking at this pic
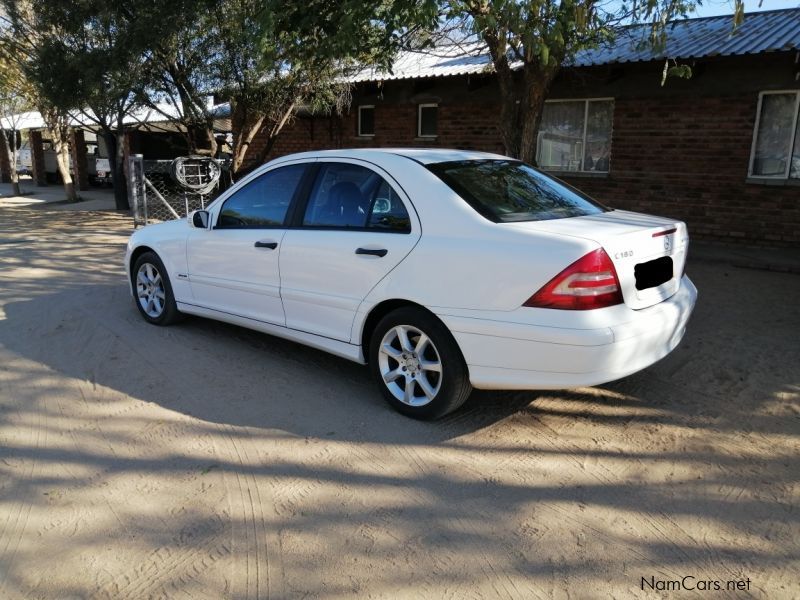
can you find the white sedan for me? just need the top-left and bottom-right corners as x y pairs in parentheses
(125, 149), (697, 419)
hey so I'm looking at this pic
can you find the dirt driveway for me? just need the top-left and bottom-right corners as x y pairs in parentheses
(0, 206), (797, 599)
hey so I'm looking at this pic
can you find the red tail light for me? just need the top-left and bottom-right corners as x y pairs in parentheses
(524, 248), (624, 310)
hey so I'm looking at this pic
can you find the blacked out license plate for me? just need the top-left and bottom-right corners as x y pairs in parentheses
(634, 256), (673, 291)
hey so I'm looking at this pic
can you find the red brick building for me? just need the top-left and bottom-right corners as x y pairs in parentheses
(245, 9), (800, 246)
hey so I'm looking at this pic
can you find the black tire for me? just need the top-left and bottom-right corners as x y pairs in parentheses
(368, 306), (472, 419)
(131, 251), (182, 326)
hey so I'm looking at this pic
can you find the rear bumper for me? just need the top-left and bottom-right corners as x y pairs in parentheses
(439, 275), (697, 390)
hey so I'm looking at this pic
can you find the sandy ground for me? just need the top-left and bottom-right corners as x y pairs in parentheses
(0, 205), (797, 600)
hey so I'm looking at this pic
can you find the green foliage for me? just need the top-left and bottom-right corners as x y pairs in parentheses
(264, 0), (439, 72)
(662, 61), (693, 86)
(217, 0), (440, 170)
(1, 0), (152, 127)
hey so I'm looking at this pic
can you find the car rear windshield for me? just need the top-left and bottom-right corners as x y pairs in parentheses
(427, 159), (609, 222)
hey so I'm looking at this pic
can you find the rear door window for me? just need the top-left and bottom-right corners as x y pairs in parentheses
(428, 159), (609, 222)
(303, 163), (411, 232)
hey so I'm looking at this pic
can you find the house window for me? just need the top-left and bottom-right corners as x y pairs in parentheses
(418, 104), (438, 137)
(749, 91), (800, 179)
(358, 105), (375, 137)
(536, 99), (613, 173)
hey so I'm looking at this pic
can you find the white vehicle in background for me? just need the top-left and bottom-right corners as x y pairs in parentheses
(15, 142), (32, 175)
(92, 157), (112, 185)
(43, 144), (70, 177)
(32, 131), (112, 185)
(86, 132), (112, 185)
(125, 148), (697, 419)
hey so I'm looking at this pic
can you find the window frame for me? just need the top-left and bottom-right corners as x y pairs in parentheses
(536, 97), (614, 175)
(357, 105), (375, 137)
(417, 103), (438, 138)
(748, 90), (800, 181)
(213, 162), (311, 230)
(292, 161), (414, 234)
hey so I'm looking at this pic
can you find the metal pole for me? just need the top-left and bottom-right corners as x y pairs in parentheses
(128, 153), (145, 227)
(139, 155), (148, 225)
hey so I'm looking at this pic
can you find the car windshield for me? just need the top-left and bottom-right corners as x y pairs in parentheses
(427, 159), (609, 222)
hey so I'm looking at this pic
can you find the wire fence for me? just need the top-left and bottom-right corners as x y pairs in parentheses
(128, 154), (232, 227)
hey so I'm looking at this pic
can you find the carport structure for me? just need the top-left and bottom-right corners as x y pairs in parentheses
(0, 103), (232, 192)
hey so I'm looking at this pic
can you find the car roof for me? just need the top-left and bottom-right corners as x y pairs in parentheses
(273, 148), (510, 165)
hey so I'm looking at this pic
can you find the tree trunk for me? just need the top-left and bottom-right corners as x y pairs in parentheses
(186, 123), (218, 157)
(165, 61), (217, 156)
(41, 108), (78, 202)
(493, 66), (560, 164)
(518, 67), (559, 165)
(483, 28), (561, 164)
(205, 124), (218, 158)
(0, 128), (13, 187)
(53, 137), (77, 202)
(104, 129), (130, 211)
(484, 32), (524, 159)
(255, 102), (296, 166)
(10, 140), (20, 196)
(230, 101), (265, 175)
(496, 87), (521, 159)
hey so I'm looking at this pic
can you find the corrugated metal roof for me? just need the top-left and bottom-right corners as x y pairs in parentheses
(0, 103), (231, 132)
(0, 111), (46, 131)
(348, 8), (800, 83)
(348, 41), (495, 82)
(575, 8), (800, 66)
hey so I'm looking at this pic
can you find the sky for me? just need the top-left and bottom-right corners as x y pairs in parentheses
(603, 0), (798, 19)
(688, 0), (799, 17)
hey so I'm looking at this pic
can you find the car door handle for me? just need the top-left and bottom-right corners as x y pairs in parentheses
(355, 247), (388, 257)
(254, 241), (278, 249)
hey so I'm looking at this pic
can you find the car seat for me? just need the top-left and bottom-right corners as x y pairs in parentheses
(324, 181), (367, 227)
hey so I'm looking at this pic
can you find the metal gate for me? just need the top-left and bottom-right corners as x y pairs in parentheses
(128, 154), (231, 227)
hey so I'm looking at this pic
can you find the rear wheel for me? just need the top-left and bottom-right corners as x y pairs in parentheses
(369, 307), (472, 419)
(131, 251), (181, 325)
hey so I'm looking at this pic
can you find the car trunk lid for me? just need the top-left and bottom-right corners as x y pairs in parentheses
(508, 210), (689, 310)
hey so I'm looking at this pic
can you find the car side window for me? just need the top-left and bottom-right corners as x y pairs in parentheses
(368, 179), (411, 232)
(303, 163), (411, 233)
(217, 164), (306, 228)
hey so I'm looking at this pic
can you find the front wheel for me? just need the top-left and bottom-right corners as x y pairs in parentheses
(369, 307), (472, 419)
(131, 251), (182, 325)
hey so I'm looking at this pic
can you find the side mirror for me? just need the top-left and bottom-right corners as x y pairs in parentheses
(190, 210), (210, 229)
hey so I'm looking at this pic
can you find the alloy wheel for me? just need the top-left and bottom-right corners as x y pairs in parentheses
(378, 324), (442, 406)
(136, 262), (166, 318)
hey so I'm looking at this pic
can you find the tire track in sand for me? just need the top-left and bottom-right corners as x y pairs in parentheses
(216, 424), (284, 600)
(0, 370), (47, 597)
(57, 307), (284, 600)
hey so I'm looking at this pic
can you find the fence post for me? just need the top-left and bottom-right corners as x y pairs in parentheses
(127, 153), (145, 227)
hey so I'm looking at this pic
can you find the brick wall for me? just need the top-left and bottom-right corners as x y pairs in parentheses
(242, 73), (799, 247)
(559, 93), (800, 246)
(243, 102), (505, 165)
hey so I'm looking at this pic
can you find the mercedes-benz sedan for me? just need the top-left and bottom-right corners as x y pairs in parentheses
(125, 149), (697, 419)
